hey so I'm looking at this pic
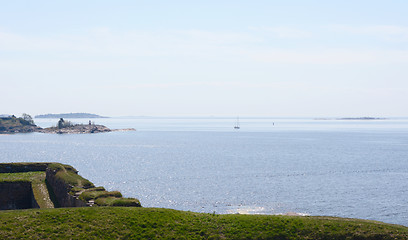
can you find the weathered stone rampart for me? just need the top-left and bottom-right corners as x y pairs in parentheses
(45, 168), (87, 207)
(0, 182), (39, 210)
(0, 163), (87, 209)
(0, 162), (141, 210)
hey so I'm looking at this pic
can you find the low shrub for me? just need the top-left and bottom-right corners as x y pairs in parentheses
(94, 197), (141, 207)
(79, 190), (122, 201)
(110, 198), (141, 207)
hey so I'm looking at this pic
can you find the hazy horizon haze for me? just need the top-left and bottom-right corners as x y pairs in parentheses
(1, 1), (407, 117)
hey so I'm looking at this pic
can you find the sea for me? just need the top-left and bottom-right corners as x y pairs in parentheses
(1, 117), (407, 226)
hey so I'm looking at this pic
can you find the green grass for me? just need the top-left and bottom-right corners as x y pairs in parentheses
(79, 188), (141, 207)
(79, 190), (122, 201)
(0, 171), (43, 183)
(48, 163), (94, 188)
(0, 207), (406, 239)
(94, 197), (141, 207)
(0, 172), (54, 208)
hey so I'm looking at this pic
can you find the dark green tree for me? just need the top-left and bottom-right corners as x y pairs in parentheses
(22, 113), (35, 125)
(58, 118), (65, 129)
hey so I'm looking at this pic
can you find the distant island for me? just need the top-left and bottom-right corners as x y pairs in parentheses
(39, 118), (113, 134)
(315, 117), (387, 120)
(338, 117), (387, 120)
(0, 114), (134, 134)
(35, 113), (109, 119)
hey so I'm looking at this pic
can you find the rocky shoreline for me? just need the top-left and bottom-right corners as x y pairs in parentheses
(0, 125), (42, 134)
(39, 124), (113, 134)
(41, 125), (136, 134)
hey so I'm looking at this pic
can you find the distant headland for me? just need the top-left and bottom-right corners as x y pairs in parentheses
(0, 115), (41, 133)
(35, 113), (109, 119)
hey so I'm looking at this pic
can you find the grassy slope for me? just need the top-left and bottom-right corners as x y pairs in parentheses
(0, 207), (407, 239)
(0, 172), (44, 183)
(48, 163), (94, 188)
(0, 172), (54, 208)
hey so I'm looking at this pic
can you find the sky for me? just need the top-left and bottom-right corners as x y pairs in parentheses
(1, 0), (408, 117)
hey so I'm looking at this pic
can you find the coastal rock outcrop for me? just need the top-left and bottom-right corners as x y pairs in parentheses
(39, 124), (112, 134)
(0, 116), (41, 134)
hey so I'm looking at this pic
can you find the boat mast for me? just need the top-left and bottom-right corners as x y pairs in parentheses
(234, 116), (240, 129)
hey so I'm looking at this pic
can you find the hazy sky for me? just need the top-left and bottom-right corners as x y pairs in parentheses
(1, 1), (407, 117)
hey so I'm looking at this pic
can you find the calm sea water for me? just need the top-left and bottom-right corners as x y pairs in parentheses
(1, 117), (408, 226)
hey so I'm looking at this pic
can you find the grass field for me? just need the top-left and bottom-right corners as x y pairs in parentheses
(0, 207), (407, 239)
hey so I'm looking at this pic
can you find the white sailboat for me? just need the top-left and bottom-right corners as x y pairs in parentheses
(234, 117), (240, 129)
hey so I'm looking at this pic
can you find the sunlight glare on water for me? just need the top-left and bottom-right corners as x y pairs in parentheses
(1, 117), (408, 226)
